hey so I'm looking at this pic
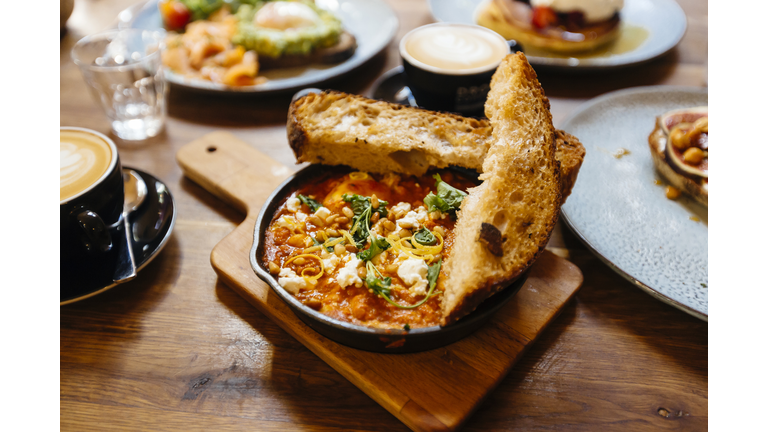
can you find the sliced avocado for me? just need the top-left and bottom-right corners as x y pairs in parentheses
(232, 1), (343, 58)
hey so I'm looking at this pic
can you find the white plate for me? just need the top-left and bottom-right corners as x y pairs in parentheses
(428, 0), (686, 70)
(119, 0), (399, 93)
(559, 86), (708, 320)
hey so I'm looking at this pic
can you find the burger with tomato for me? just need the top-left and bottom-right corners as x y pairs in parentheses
(476, 0), (624, 54)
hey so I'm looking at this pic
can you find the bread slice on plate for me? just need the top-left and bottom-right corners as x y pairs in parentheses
(440, 53), (561, 324)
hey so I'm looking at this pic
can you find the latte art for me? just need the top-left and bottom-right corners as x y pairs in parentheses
(405, 26), (508, 71)
(60, 130), (113, 202)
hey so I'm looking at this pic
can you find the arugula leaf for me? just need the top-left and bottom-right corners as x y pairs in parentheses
(310, 235), (338, 252)
(413, 227), (436, 246)
(298, 194), (323, 212)
(357, 236), (390, 261)
(365, 272), (393, 298)
(426, 258), (442, 291)
(342, 193), (389, 248)
(424, 174), (467, 215)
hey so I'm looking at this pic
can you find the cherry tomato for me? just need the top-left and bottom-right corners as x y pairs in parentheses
(531, 6), (559, 30)
(159, 0), (191, 31)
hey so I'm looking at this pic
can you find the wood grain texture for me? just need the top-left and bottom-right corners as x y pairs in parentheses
(176, 132), (583, 431)
(61, 0), (708, 430)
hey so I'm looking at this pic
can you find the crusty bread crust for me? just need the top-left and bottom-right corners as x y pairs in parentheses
(440, 53), (561, 325)
(648, 118), (708, 206)
(287, 92), (583, 204)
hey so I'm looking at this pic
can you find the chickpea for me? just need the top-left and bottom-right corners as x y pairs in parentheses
(693, 116), (708, 133)
(287, 234), (306, 247)
(357, 267), (367, 278)
(670, 126), (691, 150)
(683, 147), (704, 164)
(342, 207), (354, 218)
(268, 261), (280, 275)
(665, 186), (681, 200)
(334, 243), (345, 256)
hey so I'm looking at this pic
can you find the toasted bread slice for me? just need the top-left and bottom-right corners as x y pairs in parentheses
(439, 53), (561, 324)
(288, 92), (583, 203)
(259, 31), (357, 70)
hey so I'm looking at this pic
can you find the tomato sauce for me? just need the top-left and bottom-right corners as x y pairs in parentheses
(262, 168), (478, 329)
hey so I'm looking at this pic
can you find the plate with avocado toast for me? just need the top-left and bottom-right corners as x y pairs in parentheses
(119, 0), (398, 93)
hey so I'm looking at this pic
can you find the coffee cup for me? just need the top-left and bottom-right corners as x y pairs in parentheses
(399, 23), (516, 117)
(60, 127), (125, 299)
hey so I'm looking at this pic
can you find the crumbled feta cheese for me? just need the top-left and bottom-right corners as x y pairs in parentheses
(337, 255), (362, 288)
(322, 255), (340, 273)
(296, 212), (307, 222)
(414, 206), (428, 223)
(392, 202), (411, 215)
(278, 267), (307, 294)
(275, 215), (297, 229)
(397, 258), (429, 296)
(314, 206), (331, 220)
(397, 211), (421, 229)
(286, 196), (301, 212)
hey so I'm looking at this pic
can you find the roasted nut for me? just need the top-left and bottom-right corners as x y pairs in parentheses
(433, 225), (446, 237)
(354, 280), (363, 288)
(371, 212), (380, 224)
(335, 216), (349, 225)
(287, 234), (306, 247)
(387, 212), (396, 221)
(665, 186), (681, 200)
(371, 194), (379, 209)
(334, 243), (345, 256)
(397, 229), (411, 239)
(429, 211), (440, 220)
(342, 207), (354, 218)
(345, 244), (358, 253)
(293, 257), (306, 265)
(268, 262), (280, 274)
(693, 116), (708, 133)
(308, 215), (324, 227)
(357, 267), (367, 278)
(326, 229), (339, 238)
(683, 147), (704, 164)
(325, 214), (337, 225)
(385, 263), (399, 273)
(670, 126), (691, 150)
(382, 220), (396, 232)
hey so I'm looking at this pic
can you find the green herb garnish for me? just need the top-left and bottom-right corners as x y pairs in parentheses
(342, 193), (388, 247)
(298, 194), (323, 212)
(404, 324), (411, 331)
(423, 174), (467, 215)
(357, 235), (390, 261)
(413, 227), (437, 246)
(701, 283), (708, 288)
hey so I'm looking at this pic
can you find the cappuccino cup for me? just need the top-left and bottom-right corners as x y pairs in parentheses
(399, 23), (515, 116)
(60, 127), (125, 299)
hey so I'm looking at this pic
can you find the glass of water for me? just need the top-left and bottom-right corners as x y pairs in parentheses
(72, 29), (167, 141)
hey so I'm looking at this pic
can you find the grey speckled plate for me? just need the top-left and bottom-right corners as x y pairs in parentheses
(428, 0), (686, 71)
(559, 86), (708, 320)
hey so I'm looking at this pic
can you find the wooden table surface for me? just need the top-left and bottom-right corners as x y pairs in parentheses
(60, 1), (708, 430)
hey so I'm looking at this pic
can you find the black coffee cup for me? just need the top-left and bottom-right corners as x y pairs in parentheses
(60, 127), (125, 300)
(399, 23), (516, 117)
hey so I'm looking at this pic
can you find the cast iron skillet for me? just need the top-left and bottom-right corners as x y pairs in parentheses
(250, 164), (527, 353)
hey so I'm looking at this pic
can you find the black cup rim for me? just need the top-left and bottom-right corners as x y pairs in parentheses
(60, 127), (120, 205)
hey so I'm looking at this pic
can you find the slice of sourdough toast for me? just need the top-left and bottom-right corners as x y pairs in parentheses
(440, 53), (561, 325)
(287, 92), (584, 202)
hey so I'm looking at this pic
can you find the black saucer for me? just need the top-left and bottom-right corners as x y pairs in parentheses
(370, 66), (487, 118)
(60, 167), (176, 305)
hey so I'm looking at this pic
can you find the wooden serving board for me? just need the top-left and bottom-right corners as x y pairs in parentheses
(177, 131), (584, 432)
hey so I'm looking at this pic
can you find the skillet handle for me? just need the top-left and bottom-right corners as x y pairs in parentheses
(176, 131), (294, 217)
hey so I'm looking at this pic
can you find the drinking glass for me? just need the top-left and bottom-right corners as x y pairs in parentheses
(72, 29), (168, 141)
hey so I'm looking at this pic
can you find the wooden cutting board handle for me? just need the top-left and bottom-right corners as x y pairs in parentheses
(176, 131), (293, 216)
